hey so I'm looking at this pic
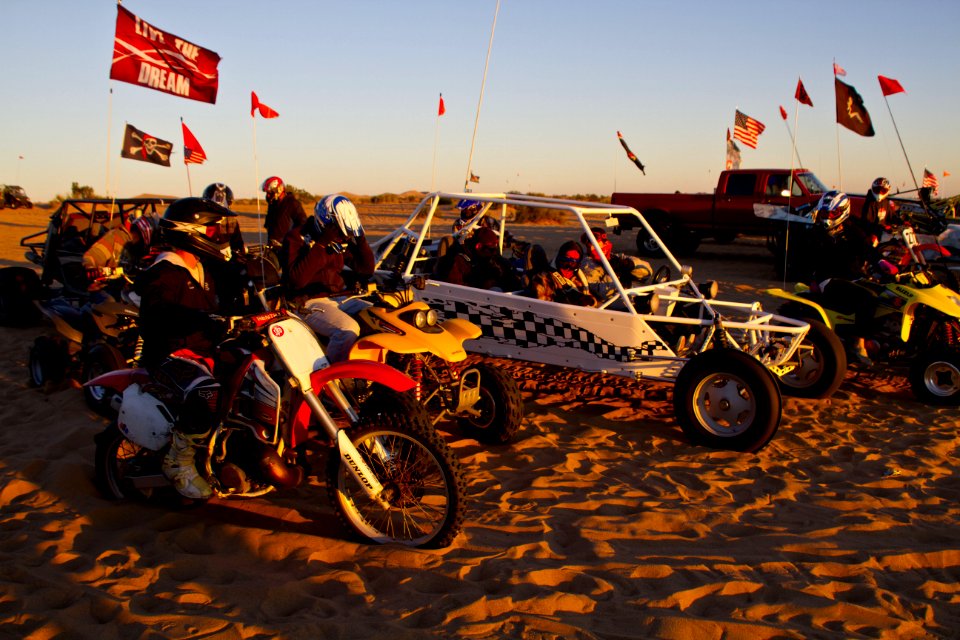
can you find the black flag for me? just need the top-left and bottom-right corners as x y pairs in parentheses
(617, 131), (645, 174)
(121, 123), (173, 166)
(835, 78), (875, 137)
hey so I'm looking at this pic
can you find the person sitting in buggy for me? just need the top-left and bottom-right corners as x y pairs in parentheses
(526, 241), (597, 307)
(579, 226), (652, 300)
(433, 226), (520, 292)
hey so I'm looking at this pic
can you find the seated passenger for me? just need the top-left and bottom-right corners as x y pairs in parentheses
(526, 241), (597, 307)
(433, 227), (520, 291)
(579, 227), (652, 299)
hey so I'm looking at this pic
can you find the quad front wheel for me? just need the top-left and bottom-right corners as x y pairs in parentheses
(82, 343), (127, 417)
(456, 362), (524, 444)
(909, 350), (960, 405)
(673, 348), (781, 452)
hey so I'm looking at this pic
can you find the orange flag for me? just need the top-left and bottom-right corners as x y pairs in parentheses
(251, 91), (279, 118)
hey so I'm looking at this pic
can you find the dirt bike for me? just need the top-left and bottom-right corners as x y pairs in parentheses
(28, 268), (142, 416)
(87, 307), (466, 548)
(877, 224), (960, 292)
(768, 266), (960, 405)
(343, 281), (525, 444)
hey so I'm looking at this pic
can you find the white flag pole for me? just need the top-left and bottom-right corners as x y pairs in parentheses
(431, 93), (442, 192)
(464, 0), (500, 192)
(252, 112), (264, 248)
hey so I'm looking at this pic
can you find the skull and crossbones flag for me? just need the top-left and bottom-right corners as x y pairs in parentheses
(121, 123), (173, 167)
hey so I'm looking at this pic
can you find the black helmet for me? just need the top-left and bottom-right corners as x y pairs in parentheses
(202, 182), (234, 207)
(158, 197), (238, 262)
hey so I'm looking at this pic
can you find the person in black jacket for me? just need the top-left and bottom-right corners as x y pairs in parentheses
(261, 176), (307, 246)
(281, 194), (374, 362)
(857, 177), (897, 240)
(136, 198), (239, 499)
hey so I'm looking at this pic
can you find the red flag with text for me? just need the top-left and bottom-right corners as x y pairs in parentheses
(878, 75), (906, 97)
(109, 5), (221, 104)
(181, 121), (206, 165)
(251, 92), (279, 118)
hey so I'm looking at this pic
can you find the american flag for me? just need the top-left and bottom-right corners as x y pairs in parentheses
(181, 121), (207, 165)
(733, 110), (765, 149)
(922, 168), (939, 193)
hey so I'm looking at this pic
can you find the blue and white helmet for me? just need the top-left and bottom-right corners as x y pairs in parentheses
(314, 194), (364, 238)
(813, 190), (851, 233)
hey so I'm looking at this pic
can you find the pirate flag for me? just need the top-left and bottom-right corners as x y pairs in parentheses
(121, 123), (173, 166)
(617, 131), (645, 174)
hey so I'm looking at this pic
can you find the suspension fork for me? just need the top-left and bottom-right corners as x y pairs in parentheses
(302, 386), (388, 507)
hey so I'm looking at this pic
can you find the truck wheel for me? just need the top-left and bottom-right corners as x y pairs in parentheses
(713, 231), (738, 244)
(776, 319), (846, 398)
(909, 350), (960, 406)
(457, 363), (524, 444)
(636, 227), (666, 258)
(673, 348), (781, 452)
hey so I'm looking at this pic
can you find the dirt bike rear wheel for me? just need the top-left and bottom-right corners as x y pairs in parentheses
(673, 348), (781, 452)
(326, 391), (466, 548)
(94, 423), (175, 503)
(456, 362), (524, 444)
(775, 319), (847, 399)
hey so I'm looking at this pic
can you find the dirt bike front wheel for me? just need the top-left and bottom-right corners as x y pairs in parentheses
(326, 401), (466, 548)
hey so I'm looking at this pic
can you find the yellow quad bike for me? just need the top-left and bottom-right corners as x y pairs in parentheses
(345, 283), (525, 444)
(768, 268), (960, 405)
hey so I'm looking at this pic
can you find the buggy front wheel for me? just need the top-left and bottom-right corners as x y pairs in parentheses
(673, 348), (781, 452)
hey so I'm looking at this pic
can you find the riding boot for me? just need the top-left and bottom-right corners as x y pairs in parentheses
(163, 430), (213, 499)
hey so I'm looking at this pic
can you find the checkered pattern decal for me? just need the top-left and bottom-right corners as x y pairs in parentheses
(423, 295), (665, 363)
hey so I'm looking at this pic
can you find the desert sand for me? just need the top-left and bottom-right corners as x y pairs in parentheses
(0, 202), (958, 639)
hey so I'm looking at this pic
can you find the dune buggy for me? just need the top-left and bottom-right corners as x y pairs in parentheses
(370, 192), (847, 453)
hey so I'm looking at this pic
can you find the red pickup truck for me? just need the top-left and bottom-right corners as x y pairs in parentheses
(611, 168), (829, 256)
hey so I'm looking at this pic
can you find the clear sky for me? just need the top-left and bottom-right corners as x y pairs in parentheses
(3, 0), (959, 203)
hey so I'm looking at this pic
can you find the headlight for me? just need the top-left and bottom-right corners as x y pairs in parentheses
(426, 309), (439, 326)
(413, 310), (428, 329)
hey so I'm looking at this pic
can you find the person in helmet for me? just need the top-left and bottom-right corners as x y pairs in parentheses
(810, 190), (891, 365)
(525, 241), (597, 306)
(433, 226), (520, 291)
(202, 182), (234, 208)
(281, 194), (374, 362)
(82, 210), (158, 290)
(261, 176), (307, 245)
(857, 177), (898, 240)
(579, 226), (652, 299)
(135, 197), (240, 499)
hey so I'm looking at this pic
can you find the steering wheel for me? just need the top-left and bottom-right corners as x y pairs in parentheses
(651, 264), (671, 285)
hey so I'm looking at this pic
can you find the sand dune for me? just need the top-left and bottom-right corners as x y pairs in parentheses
(1, 203), (958, 638)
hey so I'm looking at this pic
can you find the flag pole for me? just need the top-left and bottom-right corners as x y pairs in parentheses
(780, 117), (805, 169)
(180, 117), (193, 196)
(106, 87), (113, 197)
(431, 93), (442, 192)
(882, 95), (921, 194)
(833, 60), (843, 190)
(780, 101), (802, 287)
(464, 0), (500, 192)
(252, 114), (264, 248)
